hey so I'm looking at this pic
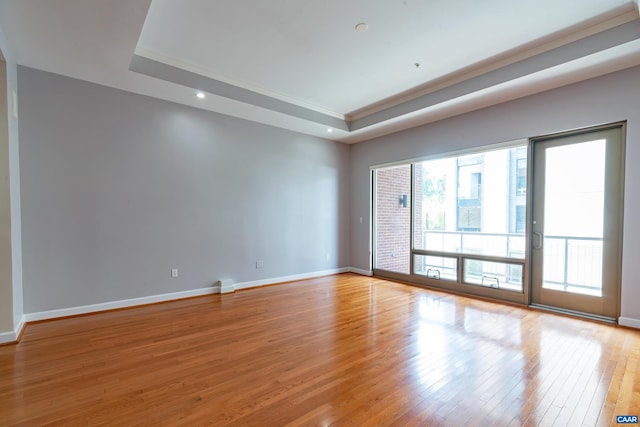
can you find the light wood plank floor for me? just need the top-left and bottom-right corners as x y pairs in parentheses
(1, 273), (639, 426)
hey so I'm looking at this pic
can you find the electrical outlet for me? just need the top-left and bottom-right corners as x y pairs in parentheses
(171, 268), (178, 278)
(256, 260), (264, 269)
(326, 253), (330, 262)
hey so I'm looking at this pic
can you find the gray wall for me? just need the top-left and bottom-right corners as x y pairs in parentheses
(351, 65), (640, 322)
(16, 63), (640, 323)
(19, 67), (350, 313)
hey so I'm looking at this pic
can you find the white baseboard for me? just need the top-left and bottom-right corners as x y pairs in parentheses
(0, 330), (16, 344)
(619, 316), (640, 329)
(22, 267), (351, 324)
(12, 270), (637, 342)
(218, 279), (235, 294)
(349, 267), (372, 276)
(234, 267), (350, 291)
(0, 316), (26, 344)
(14, 316), (25, 340)
(24, 287), (217, 323)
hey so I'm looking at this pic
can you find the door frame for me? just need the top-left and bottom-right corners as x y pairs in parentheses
(528, 122), (626, 321)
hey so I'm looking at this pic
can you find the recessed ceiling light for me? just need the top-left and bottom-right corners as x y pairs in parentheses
(195, 92), (205, 99)
(327, 128), (333, 133)
(355, 23), (368, 31)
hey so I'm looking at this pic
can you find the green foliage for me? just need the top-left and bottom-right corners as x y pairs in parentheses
(423, 173), (446, 203)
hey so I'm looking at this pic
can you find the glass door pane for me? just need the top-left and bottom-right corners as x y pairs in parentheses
(542, 140), (605, 296)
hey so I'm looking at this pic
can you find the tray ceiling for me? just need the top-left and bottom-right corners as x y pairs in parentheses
(1, 0), (639, 142)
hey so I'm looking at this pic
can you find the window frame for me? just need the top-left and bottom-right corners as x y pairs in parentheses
(371, 139), (531, 305)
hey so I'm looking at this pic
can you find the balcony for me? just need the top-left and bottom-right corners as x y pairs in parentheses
(415, 231), (603, 295)
(542, 235), (603, 296)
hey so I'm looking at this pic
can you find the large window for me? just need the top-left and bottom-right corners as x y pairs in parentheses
(374, 143), (528, 299)
(414, 146), (527, 259)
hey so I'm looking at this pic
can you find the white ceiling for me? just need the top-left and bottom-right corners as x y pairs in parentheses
(1, 0), (639, 143)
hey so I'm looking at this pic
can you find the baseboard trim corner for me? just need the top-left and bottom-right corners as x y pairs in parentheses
(14, 316), (25, 341)
(0, 316), (26, 345)
(618, 316), (640, 329)
(349, 267), (373, 276)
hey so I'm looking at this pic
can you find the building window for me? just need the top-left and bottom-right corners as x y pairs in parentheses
(516, 158), (526, 196)
(516, 205), (526, 233)
(457, 157), (482, 232)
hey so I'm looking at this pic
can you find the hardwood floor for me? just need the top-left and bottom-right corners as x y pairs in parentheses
(1, 273), (639, 426)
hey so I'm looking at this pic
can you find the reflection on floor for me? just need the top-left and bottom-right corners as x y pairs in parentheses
(0, 273), (638, 425)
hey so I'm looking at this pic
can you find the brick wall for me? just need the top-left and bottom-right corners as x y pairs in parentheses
(375, 165), (412, 274)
